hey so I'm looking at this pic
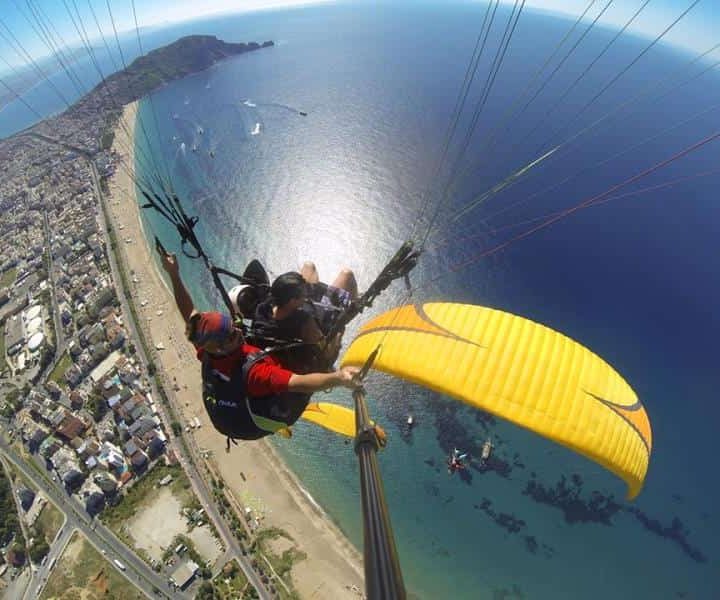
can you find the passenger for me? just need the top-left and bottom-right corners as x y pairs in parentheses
(159, 250), (360, 441)
(300, 260), (358, 314)
(252, 262), (358, 371)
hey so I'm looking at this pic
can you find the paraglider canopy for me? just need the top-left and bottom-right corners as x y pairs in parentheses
(341, 302), (652, 499)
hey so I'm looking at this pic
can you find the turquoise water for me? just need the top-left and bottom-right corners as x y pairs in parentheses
(5, 2), (718, 598)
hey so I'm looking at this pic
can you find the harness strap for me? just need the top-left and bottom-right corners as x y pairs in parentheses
(226, 436), (238, 453)
(240, 351), (290, 435)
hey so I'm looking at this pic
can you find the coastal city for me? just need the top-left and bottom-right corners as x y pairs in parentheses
(0, 87), (269, 599)
(0, 36), (364, 600)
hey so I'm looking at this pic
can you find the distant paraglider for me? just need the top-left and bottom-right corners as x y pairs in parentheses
(447, 448), (468, 475)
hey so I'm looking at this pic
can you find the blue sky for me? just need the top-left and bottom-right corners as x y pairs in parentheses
(0, 0), (717, 72)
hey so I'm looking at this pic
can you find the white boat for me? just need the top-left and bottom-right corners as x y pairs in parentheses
(480, 439), (493, 462)
(407, 415), (414, 427)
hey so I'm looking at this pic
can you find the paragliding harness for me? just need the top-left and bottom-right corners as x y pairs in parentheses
(145, 188), (420, 435)
(201, 349), (310, 448)
(239, 240), (422, 354)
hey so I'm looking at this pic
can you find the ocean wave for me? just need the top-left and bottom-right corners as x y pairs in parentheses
(300, 485), (322, 512)
(243, 99), (257, 107)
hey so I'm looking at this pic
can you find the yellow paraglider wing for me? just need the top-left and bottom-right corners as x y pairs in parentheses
(301, 402), (356, 437)
(341, 303), (651, 499)
(301, 402), (387, 444)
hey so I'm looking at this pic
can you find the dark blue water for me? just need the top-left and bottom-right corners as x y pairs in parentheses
(7, 2), (719, 598)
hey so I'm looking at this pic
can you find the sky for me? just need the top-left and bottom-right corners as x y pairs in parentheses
(0, 0), (717, 73)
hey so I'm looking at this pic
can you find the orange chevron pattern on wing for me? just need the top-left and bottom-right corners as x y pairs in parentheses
(357, 304), (462, 341)
(611, 404), (653, 453)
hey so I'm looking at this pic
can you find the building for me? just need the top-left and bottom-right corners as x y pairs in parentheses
(93, 471), (118, 494)
(88, 349), (123, 384)
(55, 412), (87, 441)
(5, 314), (25, 355)
(170, 560), (199, 590)
(98, 441), (125, 471)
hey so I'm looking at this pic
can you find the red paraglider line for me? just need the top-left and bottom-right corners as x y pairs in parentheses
(441, 131), (720, 275)
(431, 167), (720, 251)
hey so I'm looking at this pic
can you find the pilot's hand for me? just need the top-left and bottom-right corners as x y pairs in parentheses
(159, 251), (180, 278)
(336, 366), (361, 389)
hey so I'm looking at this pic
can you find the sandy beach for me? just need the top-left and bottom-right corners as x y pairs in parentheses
(106, 101), (364, 598)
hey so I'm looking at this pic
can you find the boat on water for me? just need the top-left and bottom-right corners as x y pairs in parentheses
(197, 126), (204, 135)
(407, 415), (414, 427)
(480, 439), (493, 462)
(191, 144), (198, 152)
(299, 111), (308, 116)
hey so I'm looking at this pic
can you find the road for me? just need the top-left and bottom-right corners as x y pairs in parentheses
(40, 210), (67, 380)
(0, 440), (184, 600)
(24, 524), (73, 600)
(88, 152), (271, 598)
(28, 128), (271, 600)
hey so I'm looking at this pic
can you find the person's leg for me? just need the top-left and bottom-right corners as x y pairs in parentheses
(330, 268), (358, 300)
(300, 261), (320, 284)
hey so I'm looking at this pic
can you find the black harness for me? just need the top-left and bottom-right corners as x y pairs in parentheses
(200, 351), (310, 443)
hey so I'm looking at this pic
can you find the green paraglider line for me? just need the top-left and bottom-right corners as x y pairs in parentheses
(441, 129), (720, 276)
(430, 166), (720, 252)
(441, 145), (559, 228)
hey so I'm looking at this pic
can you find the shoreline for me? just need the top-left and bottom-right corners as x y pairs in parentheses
(105, 101), (364, 598)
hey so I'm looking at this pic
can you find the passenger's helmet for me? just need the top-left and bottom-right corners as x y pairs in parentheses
(229, 284), (262, 317)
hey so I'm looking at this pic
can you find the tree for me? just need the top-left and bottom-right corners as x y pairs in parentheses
(87, 392), (107, 422)
(8, 542), (26, 566)
(29, 539), (50, 563)
(101, 130), (115, 150)
(171, 421), (182, 436)
(196, 581), (218, 600)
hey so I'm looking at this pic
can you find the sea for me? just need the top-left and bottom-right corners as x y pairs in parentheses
(2, 2), (719, 598)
